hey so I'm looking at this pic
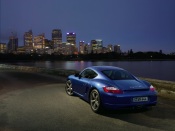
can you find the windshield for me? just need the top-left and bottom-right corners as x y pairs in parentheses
(101, 69), (135, 80)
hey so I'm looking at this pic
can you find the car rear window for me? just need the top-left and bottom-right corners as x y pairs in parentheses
(101, 70), (135, 80)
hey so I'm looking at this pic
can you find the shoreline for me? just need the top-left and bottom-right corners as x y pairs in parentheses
(0, 64), (175, 100)
(0, 59), (175, 63)
(1, 60), (175, 82)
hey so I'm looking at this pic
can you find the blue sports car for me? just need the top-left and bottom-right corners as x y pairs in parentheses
(65, 66), (157, 113)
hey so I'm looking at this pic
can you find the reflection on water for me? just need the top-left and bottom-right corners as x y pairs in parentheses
(4, 61), (175, 81)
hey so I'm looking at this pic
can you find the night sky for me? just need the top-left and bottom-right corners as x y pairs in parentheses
(0, 0), (175, 53)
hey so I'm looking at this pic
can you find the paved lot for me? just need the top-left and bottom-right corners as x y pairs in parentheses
(0, 70), (175, 131)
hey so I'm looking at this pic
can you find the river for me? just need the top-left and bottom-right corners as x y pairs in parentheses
(2, 61), (175, 81)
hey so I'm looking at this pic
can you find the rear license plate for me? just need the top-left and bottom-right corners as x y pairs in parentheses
(133, 97), (148, 102)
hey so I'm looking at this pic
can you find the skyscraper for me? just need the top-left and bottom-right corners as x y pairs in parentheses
(24, 30), (33, 53)
(66, 32), (76, 54)
(84, 43), (91, 54)
(107, 44), (113, 52)
(62, 42), (72, 55)
(96, 39), (103, 53)
(52, 29), (62, 53)
(114, 45), (121, 53)
(8, 36), (18, 53)
(91, 40), (97, 53)
(33, 33), (45, 53)
(52, 29), (62, 45)
(79, 41), (85, 54)
(66, 32), (76, 46)
(45, 39), (53, 49)
(0, 43), (6, 53)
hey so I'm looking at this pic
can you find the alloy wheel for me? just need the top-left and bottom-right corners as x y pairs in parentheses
(65, 80), (73, 96)
(90, 89), (101, 112)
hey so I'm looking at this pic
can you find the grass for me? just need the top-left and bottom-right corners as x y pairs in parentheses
(140, 77), (175, 100)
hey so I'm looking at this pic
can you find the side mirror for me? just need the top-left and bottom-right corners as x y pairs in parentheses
(74, 73), (79, 77)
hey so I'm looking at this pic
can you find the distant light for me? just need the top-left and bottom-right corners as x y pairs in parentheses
(73, 33), (75, 34)
(67, 33), (69, 35)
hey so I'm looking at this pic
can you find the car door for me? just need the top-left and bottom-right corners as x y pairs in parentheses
(75, 69), (97, 96)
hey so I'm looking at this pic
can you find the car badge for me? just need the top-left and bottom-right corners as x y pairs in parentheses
(130, 86), (142, 89)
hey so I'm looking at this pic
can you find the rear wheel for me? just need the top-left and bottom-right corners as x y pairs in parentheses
(65, 80), (73, 96)
(90, 89), (102, 113)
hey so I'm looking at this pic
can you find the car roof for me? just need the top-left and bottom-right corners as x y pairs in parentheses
(82, 66), (127, 80)
(88, 66), (124, 72)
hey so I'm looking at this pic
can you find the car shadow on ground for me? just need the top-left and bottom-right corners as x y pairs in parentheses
(99, 107), (160, 129)
(98, 99), (175, 130)
(100, 106), (151, 115)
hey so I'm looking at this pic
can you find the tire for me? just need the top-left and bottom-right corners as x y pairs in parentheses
(90, 89), (102, 113)
(65, 80), (74, 96)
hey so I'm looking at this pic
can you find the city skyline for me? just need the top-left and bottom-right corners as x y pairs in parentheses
(1, 28), (121, 48)
(0, 0), (175, 53)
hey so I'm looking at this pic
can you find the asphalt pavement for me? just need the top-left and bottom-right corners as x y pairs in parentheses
(0, 70), (175, 131)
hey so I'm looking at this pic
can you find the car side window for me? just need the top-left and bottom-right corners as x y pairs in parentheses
(80, 69), (97, 79)
(81, 69), (89, 78)
(88, 70), (98, 79)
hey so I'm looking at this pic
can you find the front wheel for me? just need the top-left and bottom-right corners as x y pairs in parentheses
(90, 89), (102, 113)
(65, 80), (74, 96)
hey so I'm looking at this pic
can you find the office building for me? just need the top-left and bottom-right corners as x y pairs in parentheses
(24, 30), (33, 53)
(84, 43), (92, 54)
(52, 29), (62, 53)
(44, 39), (54, 54)
(17, 46), (25, 54)
(91, 39), (103, 54)
(8, 36), (18, 53)
(107, 44), (113, 52)
(45, 39), (54, 49)
(52, 29), (62, 45)
(91, 40), (97, 53)
(67, 32), (76, 46)
(33, 33), (45, 54)
(114, 45), (121, 53)
(96, 39), (103, 53)
(102, 47), (107, 53)
(62, 42), (72, 55)
(66, 32), (77, 54)
(0, 43), (6, 53)
(79, 41), (85, 54)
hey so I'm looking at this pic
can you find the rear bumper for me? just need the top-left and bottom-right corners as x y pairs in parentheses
(102, 101), (157, 110)
(100, 92), (157, 110)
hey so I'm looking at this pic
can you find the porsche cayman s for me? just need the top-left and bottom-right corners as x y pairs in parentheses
(65, 66), (157, 113)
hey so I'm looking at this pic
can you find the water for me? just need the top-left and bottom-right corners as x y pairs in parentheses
(3, 61), (175, 81)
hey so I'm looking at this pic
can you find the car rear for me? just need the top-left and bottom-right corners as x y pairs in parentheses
(99, 68), (157, 109)
(100, 85), (157, 110)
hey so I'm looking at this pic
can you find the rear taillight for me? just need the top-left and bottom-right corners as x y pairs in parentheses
(103, 87), (123, 94)
(150, 85), (155, 91)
